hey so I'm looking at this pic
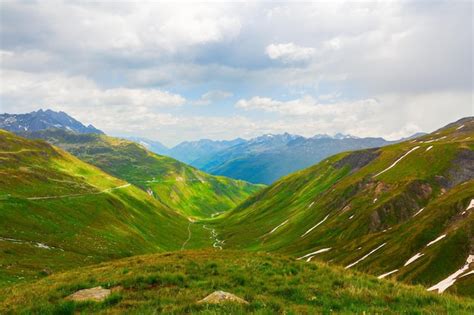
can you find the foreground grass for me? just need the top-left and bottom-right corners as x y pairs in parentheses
(1, 250), (472, 314)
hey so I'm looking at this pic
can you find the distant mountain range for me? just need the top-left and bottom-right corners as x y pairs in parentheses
(127, 133), (427, 185)
(0, 109), (103, 134)
(196, 134), (396, 184)
(152, 132), (424, 185)
(121, 136), (170, 155)
(168, 138), (246, 165)
(0, 109), (425, 184)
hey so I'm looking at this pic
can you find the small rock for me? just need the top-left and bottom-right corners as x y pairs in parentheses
(197, 290), (248, 305)
(66, 286), (111, 302)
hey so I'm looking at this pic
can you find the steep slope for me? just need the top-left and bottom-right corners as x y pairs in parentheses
(0, 109), (103, 134)
(1, 250), (472, 314)
(216, 117), (474, 296)
(199, 133), (393, 184)
(0, 130), (210, 286)
(18, 129), (262, 218)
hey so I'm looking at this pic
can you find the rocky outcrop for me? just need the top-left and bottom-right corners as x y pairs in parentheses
(333, 148), (380, 172)
(66, 286), (111, 302)
(197, 291), (248, 305)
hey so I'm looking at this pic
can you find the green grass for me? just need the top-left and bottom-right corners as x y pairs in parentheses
(215, 117), (474, 296)
(20, 129), (263, 218)
(1, 117), (473, 311)
(0, 130), (211, 287)
(1, 250), (472, 314)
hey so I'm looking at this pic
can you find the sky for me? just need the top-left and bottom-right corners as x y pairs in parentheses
(0, 0), (472, 146)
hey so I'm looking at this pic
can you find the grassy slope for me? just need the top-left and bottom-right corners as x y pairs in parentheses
(1, 250), (472, 314)
(216, 117), (474, 296)
(20, 129), (263, 218)
(0, 130), (211, 287)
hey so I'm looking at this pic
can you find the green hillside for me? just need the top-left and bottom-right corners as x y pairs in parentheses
(19, 129), (263, 218)
(1, 250), (472, 314)
(216, 117), (474, 296)
(0, 130), (211, 287)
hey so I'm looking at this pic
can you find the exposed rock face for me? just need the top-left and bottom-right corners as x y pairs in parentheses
(333, 148), (380, 172)
(446, 149), (474, 188)
(66, 286), (111, 302)
(197, 290), (249, 305)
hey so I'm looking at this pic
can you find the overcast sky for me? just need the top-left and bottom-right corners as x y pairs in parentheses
(1, 0), (472, 146)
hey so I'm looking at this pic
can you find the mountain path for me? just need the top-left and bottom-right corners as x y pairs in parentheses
(25, 184), (131, 200)
(0, 149), (39, 154)
(181, 222), (193, 250)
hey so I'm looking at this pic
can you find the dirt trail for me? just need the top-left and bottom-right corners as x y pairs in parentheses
(181, 222), (193, 250)
(26, 184), (131, 200)
(0, 149), (39, 154)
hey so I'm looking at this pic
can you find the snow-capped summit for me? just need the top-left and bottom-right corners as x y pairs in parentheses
(0, 109), (104, 134)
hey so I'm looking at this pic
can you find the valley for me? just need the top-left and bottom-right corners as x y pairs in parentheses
(17, 128), (262, 219)
(0, 115), (473, 313)
(2, 1), (471, 312)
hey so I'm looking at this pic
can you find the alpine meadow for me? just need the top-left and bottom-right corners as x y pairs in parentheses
(0, 1), (473, 314)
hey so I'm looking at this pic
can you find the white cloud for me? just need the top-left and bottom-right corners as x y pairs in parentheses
(193, 90), (233, 106)
(265, 43), (316, 63)
(0, 70), (185, 132)
(1, 2), (242, 58)
(1, 1), (472, 145)
(156, 7), (241, 52)
(235, 92), (473, 140)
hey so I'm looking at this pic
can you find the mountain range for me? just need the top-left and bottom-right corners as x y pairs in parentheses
(15, 128), (262, 219)
(2, 110), (414, 184)
(0, 110), (472, 313)
(128, 133), (427, 185)
(0, 109), (103, 134)
(195, 133), (397, 184)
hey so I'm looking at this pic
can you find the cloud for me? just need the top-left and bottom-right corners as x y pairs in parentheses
(0, 70), (186, 131)
(235, 92), (473, 140)
(265, 43), (316, 63)
(193, 90), (233, 106)
(0, 1), (472, 145)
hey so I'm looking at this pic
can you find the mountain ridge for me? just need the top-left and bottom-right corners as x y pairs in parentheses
(0, 109), (103, 134)
(16, 128), (263, 218)
(214, 116), (474, 296)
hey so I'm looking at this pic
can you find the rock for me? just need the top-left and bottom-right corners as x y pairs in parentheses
(197, 290), (248, 305)
(66, 286), (111, 302)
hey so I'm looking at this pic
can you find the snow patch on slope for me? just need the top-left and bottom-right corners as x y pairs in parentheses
(426, 234), (446, 247)
(413, 208), (425, 217)
(268, 220), (289, 234)
(297, 248), (332, 262)
(404, 252), (424, 266)
(301, 214), (329, 237)
(428, 255), (474, 293)
(373, 146), (420, 178)
(345, 243), (386, 269)
(377, 269), (398, 279)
